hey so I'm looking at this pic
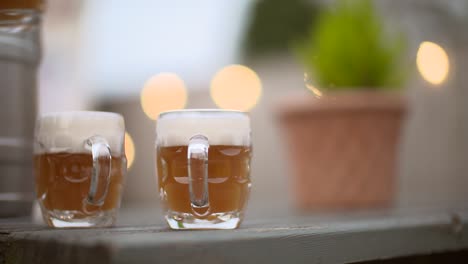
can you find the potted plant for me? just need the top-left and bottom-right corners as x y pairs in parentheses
(276, 0), (407, 210)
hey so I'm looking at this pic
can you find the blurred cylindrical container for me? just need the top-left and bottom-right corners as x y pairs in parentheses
(0, 0), (43, 217)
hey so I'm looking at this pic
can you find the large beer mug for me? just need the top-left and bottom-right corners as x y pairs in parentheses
(156, 110), (252, 229)
(34, 111), (127, 228)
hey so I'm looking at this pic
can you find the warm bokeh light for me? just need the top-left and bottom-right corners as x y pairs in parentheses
(416, 41), (450, 85)
(140, 73), (188, 120)
(124, 132), (135, 169)
(304, 73), (323, 98)
(210, 64), (262, 111)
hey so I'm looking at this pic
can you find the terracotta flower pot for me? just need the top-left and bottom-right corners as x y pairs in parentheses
(276, 91), (406, 211)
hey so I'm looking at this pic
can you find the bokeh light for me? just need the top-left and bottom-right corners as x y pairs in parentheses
(210, 64), (262, 111)
(416, 41), (450, 85)
(140, 73), (188, 120)
(304, 73), (323, 98)
(124, 132), (135, 169)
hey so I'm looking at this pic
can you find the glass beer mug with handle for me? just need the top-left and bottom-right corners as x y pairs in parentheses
(34, 111), (127, 228)
(156, 110), (252, 229)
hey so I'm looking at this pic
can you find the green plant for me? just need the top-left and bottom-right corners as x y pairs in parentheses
(296, 0), (406, 90)
(243, 0), (319, 57)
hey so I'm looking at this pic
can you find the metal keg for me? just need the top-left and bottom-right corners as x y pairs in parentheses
(0, 1), (43, 217)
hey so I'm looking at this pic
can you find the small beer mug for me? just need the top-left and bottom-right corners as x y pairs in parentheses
(34, 111), (127, 228)
(156, 110), (252, 229)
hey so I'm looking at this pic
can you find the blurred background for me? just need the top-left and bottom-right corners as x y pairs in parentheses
(36, 0), (468, 218)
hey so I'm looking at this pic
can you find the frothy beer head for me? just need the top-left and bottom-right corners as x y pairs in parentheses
(35, 111), (125, 155)
(156, 110), (250, 146)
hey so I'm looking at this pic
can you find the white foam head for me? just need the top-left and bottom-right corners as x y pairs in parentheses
(156, 110), (250, 147)
(35, 111), (125, 155)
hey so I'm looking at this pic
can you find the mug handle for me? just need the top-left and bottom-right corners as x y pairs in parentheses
(187, 135), (210, 216)
(85, 136), (112, 206)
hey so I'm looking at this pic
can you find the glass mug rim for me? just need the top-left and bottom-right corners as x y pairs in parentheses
(38, 110), (123, 120)
(158, 109), (248, 118)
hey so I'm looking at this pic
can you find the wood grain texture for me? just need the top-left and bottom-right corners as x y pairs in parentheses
(1, 209), (468, 264)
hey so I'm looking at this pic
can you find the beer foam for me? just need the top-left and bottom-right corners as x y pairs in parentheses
(156, 110), (250, 146)
(35, 111), (125, 155)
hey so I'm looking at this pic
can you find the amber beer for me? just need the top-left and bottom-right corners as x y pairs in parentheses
(157, 145), (251, 214)
(34, 111), (126, 228)
(0, 0), (44, 21)
(35, 153), (125, 213)
(0, 0), (43, 10)
(156, 110), (252, 229)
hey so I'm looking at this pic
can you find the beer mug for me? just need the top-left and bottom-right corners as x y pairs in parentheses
(34, 111), (127, 228)
(156, 110), (252, 229)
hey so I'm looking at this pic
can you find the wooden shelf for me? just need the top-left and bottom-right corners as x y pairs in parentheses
(2, 208), (468, 263)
